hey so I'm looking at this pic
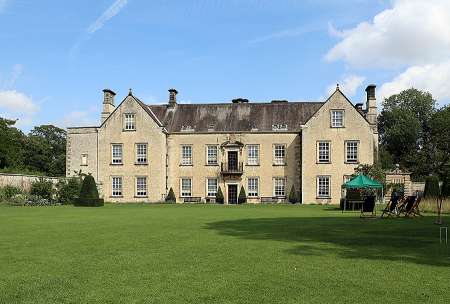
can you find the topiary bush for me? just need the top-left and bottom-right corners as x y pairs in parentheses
(30, 178), (54, 201)
(216, 186), (224, 204)
(166, 187), (176, 203)
(288, 185), (298, 204)
(238, 186), (246, 204)
(56, 177), (82, 205)
(74, 174), (103, 207)
(424, 176), (440, 198)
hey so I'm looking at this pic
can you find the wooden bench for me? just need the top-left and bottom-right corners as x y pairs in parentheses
(261, 196), (286, 204)
(183, 197), (202, 203)
(343, 189), (364, 212)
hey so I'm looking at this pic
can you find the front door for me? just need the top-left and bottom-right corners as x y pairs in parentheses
(228, 151), (238, 171)
(228, 184), (238, 204)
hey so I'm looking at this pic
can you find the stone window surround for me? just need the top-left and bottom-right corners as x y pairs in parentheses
(206, 177), (218, 197)
(273, 144), (286, 166)
(111, 176), (123, 197)
(247, 177), (259, 197)
(135, 143), (148, 165)
(273, 176), (286, 197)
(111, 143), (123, 165)
(180, 177), (192, 197)
(316, 140), (331, 164)
(123, 113), (136, 131)
(205, 145), (219, 166)
(246, 144), (260, 166)
(180, 145), (193, 166)
(135, 176), (148, 197)
(330, 109), (345, 128)
(316, 175), (331, 199)
(345, 140), (360, 164)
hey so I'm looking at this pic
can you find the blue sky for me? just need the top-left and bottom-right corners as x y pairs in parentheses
(1, 0), (449, 131)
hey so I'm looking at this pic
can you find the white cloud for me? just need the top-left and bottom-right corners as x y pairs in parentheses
(327, 75), (365, 97)
(326, 0), (450, 68)
(0, 90), (39, 126)
(379, 60), (450, 103)
(87, 0), (128, 34)
(70, 0), (128, 59)
(60, 110), (99, 128)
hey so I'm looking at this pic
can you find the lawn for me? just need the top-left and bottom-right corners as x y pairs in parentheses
(0, 204), (449, 304)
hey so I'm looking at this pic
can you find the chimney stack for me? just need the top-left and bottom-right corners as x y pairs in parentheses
(101, 89), (116, 123)
(365, 84), (377, 128)
(168, 88), (178, 107)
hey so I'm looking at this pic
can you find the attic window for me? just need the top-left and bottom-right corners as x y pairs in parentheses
(272, 124), (288, 131)
(251, 127), (259, 132)
(181, 125), (194, 132)
(208, 124), (215, 131)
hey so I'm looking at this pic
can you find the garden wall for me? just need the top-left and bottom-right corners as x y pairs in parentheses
(0, 173), (60, 192)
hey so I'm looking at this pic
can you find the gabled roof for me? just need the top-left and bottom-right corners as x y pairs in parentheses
(147, 101), (324, 133)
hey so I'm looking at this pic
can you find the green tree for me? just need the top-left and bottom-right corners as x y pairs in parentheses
(166, 187), (176, 203)
(0, 118), (26, 170)
(238, 186), (246, 204)
(288, 185), (298, 204)
(423, 176), (440, 198)
(216, 186), (224, 204)
(429, 106), (450, 175)
(75, 174), (103, 207)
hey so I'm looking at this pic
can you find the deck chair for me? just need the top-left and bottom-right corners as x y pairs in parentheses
(361, 196), (376, 218)
(381, 193), (401, 217)
(405, 192), (423, 217)
(398, 195), (416, 216)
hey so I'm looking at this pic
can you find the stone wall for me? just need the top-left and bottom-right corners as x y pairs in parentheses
(0, 173), (60, 192)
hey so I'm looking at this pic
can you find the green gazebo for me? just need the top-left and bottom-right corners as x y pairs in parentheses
(342, 174), (383, 215)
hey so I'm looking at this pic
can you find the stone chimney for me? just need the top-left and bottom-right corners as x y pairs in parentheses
(365, 84), (377, 131)
(101, 89), (116, 123)
(168, 88), (178, 107)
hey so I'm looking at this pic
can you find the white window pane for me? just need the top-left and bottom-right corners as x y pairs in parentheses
(248, 178), (259, 197)
(331, 110), (344, 127)
(112, 177), (122, 196)
(207, 178), (218, 197)
(124, 114), (135, 130)
(136, 144), (148, 164)
(274, 177), (285, 196)
(136, 177), (147, 196)
(318, 142), (330, 163)
(181, 146), (192, 165)
(112, 145), (123, 164)
(181, 178), (192, 197)
(317, 176), (330, 198)
(247, 145), (259, 165)
(274, 145), (286, 165)
(346, 141), (358, 163)
(207, 146), (218, 165)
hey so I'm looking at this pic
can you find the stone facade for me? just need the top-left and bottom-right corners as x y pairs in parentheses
(67, 85), (378, 204)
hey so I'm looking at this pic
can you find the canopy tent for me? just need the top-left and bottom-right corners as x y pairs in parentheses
(343, 174), (383, 189)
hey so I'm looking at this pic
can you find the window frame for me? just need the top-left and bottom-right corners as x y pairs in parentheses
(180, 177), (192, 197)
(135, 176), (148, 197)
(111, 144), (123, 165)
(246, 144), (260, 166)
(273, 177), (286, 197)
(206, 178), (218, 197)
(316, 175), (331, 198)
(345, 140), (359, 164)
(181, 145), (193, 166)
(273, 144), (286, 166)
(317, 141), (331, 164)
(135, 143), (148, 165)
(330, 110), (345, 128)
(247, 177), (259, 197)
(206, 145), (218, 166)
(81, 153), (88, 166)
(123, 113), (136, 131)
(111, 176), (123, 197)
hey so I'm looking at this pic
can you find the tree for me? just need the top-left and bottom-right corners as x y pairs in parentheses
(429, 106), (450, 175)
(0, 118), (26, 170)
(56, 177), (82, 205)
(423, 176), (440, 198)
(238, 186), (246, 204)
(378, 88), (437, 179)
(288, 185), (298, 204)
(166, 187), (176, 203)
(75, 174), (103, 207)
(216, 186), (224, 204)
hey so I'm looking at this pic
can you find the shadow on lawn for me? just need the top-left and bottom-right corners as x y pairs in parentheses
(205, 215), (450, 267)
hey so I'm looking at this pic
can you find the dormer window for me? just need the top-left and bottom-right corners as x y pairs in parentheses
(331, 110), (344, 128)
(272, 124), (288, 131)
(181, 125), (194, 132)
(124, 113), (136, 130)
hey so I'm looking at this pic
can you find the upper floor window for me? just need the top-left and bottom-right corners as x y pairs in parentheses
(331, 110), (344, 128)
(207, 178), (218, 197)
(206, 145), (218, 165)
(136, 176), (147, 197)
(317, 141), (330, 163)
(112, 176), (123, 197)
(317, 176), (330, 198)
(181, 145), (192, 166)
(247, 145), (259, 165)
(345, 141), (359, 163)
(273, 177), (286, 197)
(248, 177), (259, 197)
(181, 178), (192, 197)
(124, 113), (136, 130)
(136, 143), (148, 164)
(111, 144), (123, 164)
(81, 154), (88, 166)
(273, 144), (286, 165)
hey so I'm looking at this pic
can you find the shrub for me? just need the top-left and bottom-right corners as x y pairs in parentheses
(165, 187), (176, 203)
(441, 177), (450, 199)
(56, 177), (81, 205)
(74, 175), (103, 207)
(25, 195), (57, 206)
(238, 186), (246, 204)
(0, 185), (23, 202)
(216, 186), (224, 204)
(424, 176), (440, 198)
(288, 185), (298, 204)
(30, 178), (54, 200)
(8, 194), (28, 206)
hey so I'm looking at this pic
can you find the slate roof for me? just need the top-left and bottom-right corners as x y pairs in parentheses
(147, 101), (324, 133)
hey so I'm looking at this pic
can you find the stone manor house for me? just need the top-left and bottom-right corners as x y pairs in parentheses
(66, 85), (378, 204)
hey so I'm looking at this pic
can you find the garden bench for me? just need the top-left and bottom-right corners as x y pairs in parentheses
(183, 197), (202, 203)
(261, 197), (286, 204)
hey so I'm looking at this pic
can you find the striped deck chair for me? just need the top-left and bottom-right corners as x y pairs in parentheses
(381, 193), (402, 218)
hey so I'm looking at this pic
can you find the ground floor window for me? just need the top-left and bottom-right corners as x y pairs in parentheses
(207, 178), (218, 197)
(273, 177), (286, 197)
(181, 178), (192, 197)
(317, 176), (330, 198)
(248, 177), (259, 197)
(136, 177), (147, 197)
(112, 177), (122, 197)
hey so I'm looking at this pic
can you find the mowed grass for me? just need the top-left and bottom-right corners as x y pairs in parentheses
(0, 204), (449, 304)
